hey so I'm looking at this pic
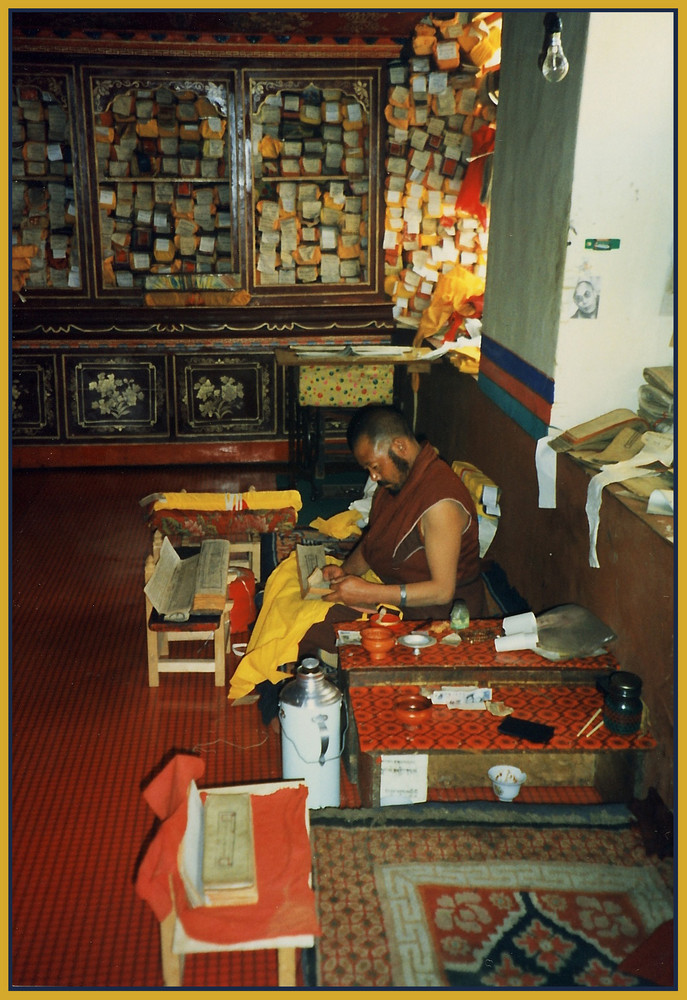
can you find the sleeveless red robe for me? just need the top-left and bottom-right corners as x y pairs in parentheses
(360, 441), (484, 619)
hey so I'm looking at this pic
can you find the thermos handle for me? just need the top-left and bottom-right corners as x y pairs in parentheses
(314, 714), (329, 765)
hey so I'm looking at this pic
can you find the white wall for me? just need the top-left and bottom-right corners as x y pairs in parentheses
(551, 11), (674, 432)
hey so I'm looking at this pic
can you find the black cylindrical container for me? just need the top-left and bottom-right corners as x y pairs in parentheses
(601, 671), (643, 735)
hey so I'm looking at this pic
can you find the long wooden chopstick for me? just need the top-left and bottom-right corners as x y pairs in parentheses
(576, 707), (602, 738)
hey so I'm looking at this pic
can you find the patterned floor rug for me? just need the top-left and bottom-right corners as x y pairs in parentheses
(308, 806), (674, 989)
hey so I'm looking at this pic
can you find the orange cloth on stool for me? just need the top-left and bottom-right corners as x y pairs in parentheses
(134, 754), (321, 945)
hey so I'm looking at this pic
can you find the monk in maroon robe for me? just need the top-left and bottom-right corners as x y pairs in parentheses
(300, 404), (486, 658)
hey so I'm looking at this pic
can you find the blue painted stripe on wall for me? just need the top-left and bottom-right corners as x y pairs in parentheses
(478, 372), (550, 440)
(480, 335), (555, 404)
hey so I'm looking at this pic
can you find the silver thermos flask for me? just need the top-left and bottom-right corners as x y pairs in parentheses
(279, 657), (343, 809)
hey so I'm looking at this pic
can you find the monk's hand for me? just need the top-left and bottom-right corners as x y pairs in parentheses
(324, 574), (376, 612)
(322, 564), (346, 583)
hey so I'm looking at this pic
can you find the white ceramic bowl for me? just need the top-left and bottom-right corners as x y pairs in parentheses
(487, 764), (527, 801)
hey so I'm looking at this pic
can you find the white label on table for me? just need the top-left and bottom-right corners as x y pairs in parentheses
(380, 754), (428, 806)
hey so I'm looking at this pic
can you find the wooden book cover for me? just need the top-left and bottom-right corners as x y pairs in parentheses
(202, 791), (258, 906)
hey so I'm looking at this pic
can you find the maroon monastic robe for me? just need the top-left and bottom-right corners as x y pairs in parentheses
(360, 441), (484, 619)
(298, 443), (486, 659)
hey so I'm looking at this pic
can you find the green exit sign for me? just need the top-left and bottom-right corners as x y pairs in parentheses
(585, 238), (620, 251)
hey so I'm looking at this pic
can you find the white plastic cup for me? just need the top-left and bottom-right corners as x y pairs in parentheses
(494, 631), (538, 652)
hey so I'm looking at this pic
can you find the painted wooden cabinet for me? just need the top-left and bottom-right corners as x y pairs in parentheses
(12, 56), (388, 316)
(11, 48), (394, 461)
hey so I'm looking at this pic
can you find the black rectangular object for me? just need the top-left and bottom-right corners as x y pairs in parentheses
(497, 716), (554, 744)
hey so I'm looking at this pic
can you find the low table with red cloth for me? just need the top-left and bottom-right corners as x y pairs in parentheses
(336, 617), (624, 789)
(135, 754), (320, 987)
(348, 682), (655, 807)
(336, 618), (620, 687)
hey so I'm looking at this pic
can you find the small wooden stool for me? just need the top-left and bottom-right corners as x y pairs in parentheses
(225, 532), (262, 583)
(155, 779), (317, 988)
(146, 607), (229, 687)
(144, 552), (231, 687)
(160, 882), (311, 987)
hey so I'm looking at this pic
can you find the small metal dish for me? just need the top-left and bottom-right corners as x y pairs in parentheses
(397, 633), (436, 650)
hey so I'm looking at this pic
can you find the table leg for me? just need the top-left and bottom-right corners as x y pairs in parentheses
(277, 947), (297, 987)
(287, 366), (300, 488)
(213, 610), (226, 686)
(160, 910), (184, 987)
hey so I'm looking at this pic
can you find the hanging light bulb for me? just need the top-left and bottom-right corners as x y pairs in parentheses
(540, 12), (569, 83)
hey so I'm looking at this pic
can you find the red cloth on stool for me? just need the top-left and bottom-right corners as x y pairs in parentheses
(135, 754), (321, 945)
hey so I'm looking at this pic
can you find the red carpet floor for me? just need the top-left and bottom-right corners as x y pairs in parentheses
(9, 465), (667, 988)
(11, 466), (294, 989)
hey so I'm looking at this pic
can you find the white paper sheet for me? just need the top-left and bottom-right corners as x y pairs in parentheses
(379, 755), (428, 806)
(647, 489), (674, 515)
(585, 433), (673, 568)
(494, 632), (539, 652)
(536, 433), (559, 508)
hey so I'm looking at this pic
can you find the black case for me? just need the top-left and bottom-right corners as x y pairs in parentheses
(497, 716), (554, 744)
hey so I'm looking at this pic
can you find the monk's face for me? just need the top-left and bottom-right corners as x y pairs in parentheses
(353, 436), (411, 494)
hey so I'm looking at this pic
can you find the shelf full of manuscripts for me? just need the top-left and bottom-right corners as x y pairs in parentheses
(11, 71), (86, 297)
(244, 66), (386, 301)
(87, 69), (240, 299)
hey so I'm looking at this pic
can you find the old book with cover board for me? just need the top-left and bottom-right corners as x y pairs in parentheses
(550, 409), (648, 453)
(295, 543), (332, 599)
(202, 791), (258, 906)
(180, 782), (258, 908)
(144, 536), (232, 620)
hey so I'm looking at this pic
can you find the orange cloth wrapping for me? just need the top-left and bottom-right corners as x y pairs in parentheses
(454, 123), (495, 228)
(412, 32), (436, 56)
(134, 754), (321, 945)
(12, 245), (37, 264)
(258, 135), (283, 159)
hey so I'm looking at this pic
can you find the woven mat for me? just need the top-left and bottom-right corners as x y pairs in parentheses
(307, 807), (674, 988)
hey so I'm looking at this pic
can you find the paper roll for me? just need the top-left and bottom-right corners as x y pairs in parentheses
(494, 631), (539, 652)
(502, 611), (537, 635)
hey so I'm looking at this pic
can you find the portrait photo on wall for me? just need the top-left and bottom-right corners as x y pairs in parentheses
(571, 276), (601, 319)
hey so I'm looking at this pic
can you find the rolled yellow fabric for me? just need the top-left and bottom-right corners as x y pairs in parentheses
(151, 490), (303, 512)
(244, 490), (303, 512)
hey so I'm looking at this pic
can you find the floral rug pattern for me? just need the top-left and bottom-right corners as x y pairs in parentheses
(310, 819), (673, 988)
(381, 861), (672, 988)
